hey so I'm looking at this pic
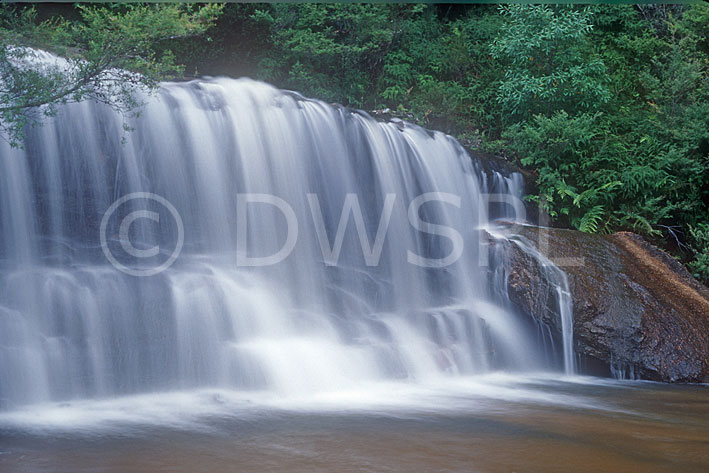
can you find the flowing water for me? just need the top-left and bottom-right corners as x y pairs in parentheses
(1, 376), (707, 472)
(1, 57), (706, 471)
(0, 73), (563, 408)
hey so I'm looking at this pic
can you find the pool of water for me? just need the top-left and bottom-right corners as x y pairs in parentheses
(1, 374), (707, 472)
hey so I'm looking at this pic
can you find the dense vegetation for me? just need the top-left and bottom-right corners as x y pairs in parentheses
(0, 3), (221, 145)
(2, 3), (708, 282)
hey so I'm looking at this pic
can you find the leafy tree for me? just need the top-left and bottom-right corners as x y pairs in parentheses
(491, 5), (609, 121)
(0, 3), (222, 146)
(251, 4), (404, 106)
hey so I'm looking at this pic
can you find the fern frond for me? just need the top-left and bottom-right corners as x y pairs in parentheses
(577, 205), (605, 233)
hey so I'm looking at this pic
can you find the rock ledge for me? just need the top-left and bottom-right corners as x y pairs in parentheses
(500, 225), (709, 382)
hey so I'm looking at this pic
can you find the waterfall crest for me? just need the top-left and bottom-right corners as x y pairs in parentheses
(0, 75), (571, 410)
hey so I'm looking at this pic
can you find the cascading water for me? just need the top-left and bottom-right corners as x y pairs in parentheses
(0, 64), (574, 411)
(495, 233), (576, 375)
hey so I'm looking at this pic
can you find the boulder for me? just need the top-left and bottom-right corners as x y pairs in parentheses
(499, 225), (709, 382)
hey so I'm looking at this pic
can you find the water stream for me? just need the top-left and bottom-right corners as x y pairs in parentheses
(0, 73), (576, 410)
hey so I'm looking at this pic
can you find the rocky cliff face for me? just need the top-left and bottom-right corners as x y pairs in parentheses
(497, 225), (709, 382)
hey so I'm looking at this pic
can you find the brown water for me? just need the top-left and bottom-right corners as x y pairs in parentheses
(1, 375), (707, 473)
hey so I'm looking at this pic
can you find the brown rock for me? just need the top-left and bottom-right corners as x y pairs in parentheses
(498, 225), (709, 382)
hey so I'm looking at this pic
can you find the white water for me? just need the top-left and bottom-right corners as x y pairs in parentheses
(502, 233), (576, 375)
(0, 72), (574, 413)
(0, 374), (614, 433)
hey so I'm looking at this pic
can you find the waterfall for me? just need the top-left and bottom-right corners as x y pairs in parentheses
(503, 235), (576, 375)
(0, 73), (573, 410)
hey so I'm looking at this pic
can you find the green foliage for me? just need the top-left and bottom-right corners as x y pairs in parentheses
(492, 5), (609, 121)
(578, 205), (606, 234)
(506, 105), (706, 241)
(251, 4), (403, 106)
(499, 5), (708, 281)
(688, 224), (709, 283)
(247, 4), (504, 140)
(0, 3), (222, 146)
(506, 111), (619, 232)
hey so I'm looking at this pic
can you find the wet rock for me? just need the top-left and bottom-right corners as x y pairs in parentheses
(499, 225), (709, 382)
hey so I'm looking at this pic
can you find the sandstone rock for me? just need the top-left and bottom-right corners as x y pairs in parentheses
(498, 225), (709, 382)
